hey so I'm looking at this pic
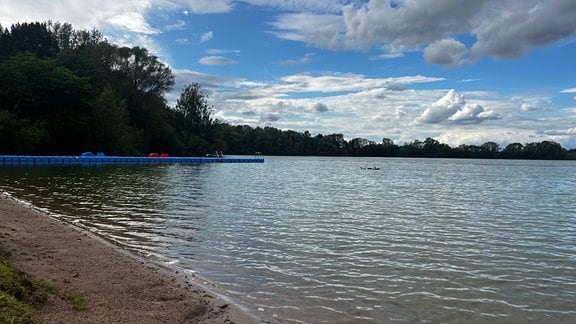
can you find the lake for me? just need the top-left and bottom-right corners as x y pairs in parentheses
(1, 156), (575, 323)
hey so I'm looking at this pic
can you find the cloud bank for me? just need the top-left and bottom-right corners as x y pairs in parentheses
(270, 0), (576, 66)
(2, 0), (574, 67)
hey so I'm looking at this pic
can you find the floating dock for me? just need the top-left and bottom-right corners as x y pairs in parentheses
(0, 155), (264, 165)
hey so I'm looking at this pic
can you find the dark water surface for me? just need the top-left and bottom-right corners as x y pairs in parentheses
(1, 157), (575, 323)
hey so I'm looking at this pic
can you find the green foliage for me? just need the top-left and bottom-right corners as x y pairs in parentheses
(0, 260), (27, 300)
(0, 291), (36, 324)
(175, 83), (214, 129)
(0, 245), (87, 322)
(0, 21), (178, 156)
(90, 85), (135, 155)
(63, 292), (88, 311)
(0, 51), (92, 154)
(0, 111), (47, 154)
(0, 22), (58, 59)
(0, 258), (54, 305)
(111, 46), (174, 96)
(0, 256), (45, 324)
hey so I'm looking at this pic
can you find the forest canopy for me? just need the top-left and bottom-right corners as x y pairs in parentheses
(0, 22), (574, 160)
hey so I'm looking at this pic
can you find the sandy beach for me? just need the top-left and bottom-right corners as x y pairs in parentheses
(0, 193), (267, 324)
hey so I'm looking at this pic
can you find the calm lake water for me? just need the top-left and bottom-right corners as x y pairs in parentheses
(1, 156), (575, 323)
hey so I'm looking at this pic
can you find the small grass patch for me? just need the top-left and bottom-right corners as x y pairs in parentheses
(64, 292), (88, 310)
(0, 243), (88, 323)
(0, 291), (36, 324)
(0, 254), (41, 324)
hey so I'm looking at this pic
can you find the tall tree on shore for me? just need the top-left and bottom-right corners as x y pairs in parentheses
(172, 83), (216, 155)
(174, 83), (215, 128)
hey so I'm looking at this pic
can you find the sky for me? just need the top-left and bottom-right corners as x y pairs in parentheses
(2, 0), (576, 148)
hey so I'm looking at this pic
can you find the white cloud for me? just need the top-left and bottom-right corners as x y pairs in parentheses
(201, 71), (576, 147)
(276, 73), (445, 94)
(198, 56), (238, 65)
(543, 127), (576, 136)
(3, 0), (574, 68)
(108, 12), (159, 34)
(167, 68), (237, 105)
(385, 83), (408, 91)
(460, 79), (480, 83)
(260, 114), (281, 122)
(436, 128), (538, 148)
(448, 103), (499, 122)
(200, 31), (214, 43)
(560, 87), (576, 93)
(279, 53), (315, 66)
(268, 0), (576, 65)
(175, 38), (189, 45)
(341, 0), (482, 50)
(515, 96), (554, 112)
(207, 74), (447, 138)
(0, 0), (231, 60)
(164, 19), (186, 31)
(521, 103), (537, 112)
(0, 1), (152, 31)
(371, 44), (405, 59)
(418, 89), (465, 123)
(176, 0), (233, 14)
(269, 13), (345, 48)
(111, 33), (167, 61)
(242, 0), (343, 13)
(206, 48), (241, 55)
(418, 89), (499, 124)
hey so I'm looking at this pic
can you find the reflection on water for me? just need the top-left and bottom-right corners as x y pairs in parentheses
(1, 157), (575, 323)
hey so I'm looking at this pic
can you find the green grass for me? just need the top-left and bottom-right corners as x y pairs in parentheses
(0, 255), (41, 324)
(0, 291), (36, 324)
(63, 292), (88, 311)
(0, 244), (88, 323)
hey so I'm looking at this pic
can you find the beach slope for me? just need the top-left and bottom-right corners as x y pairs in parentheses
(0, 194), (259, 324)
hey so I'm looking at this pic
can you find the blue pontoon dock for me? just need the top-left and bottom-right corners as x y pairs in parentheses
(0, 155), (264, 165)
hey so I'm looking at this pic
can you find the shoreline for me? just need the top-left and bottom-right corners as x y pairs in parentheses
(0, 192), (271, 323)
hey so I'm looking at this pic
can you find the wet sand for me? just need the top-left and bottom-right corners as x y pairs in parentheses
(0, 193), (269, 324)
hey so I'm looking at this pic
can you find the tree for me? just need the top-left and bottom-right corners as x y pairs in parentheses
(480, 141), (500, 158)
(455, 144), (482, 158)
(523, 141), (565, 160)
(111, 46), (174, 96)
(90, 85), (136, 155)
(0, 110), (47, 154)
(381, 138), (398, 156)
(174, 83), (215, 129)
(501, 143), (524, 159)
(0, 22), (58, 58)
(53, 23), (114, 94)
(0, 52), (93, 154)
(315, 133), (346, 155)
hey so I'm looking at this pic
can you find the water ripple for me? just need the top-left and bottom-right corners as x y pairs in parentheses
(1, 158), (575, 323)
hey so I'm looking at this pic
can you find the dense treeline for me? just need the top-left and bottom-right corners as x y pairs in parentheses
(208, 126), (576, 160)
(1, 22), (575, 160)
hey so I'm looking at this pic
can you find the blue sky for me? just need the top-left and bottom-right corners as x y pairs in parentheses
(2, 0), (576, 148)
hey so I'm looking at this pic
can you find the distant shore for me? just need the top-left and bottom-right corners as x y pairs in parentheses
(0, 193), (265, 324)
